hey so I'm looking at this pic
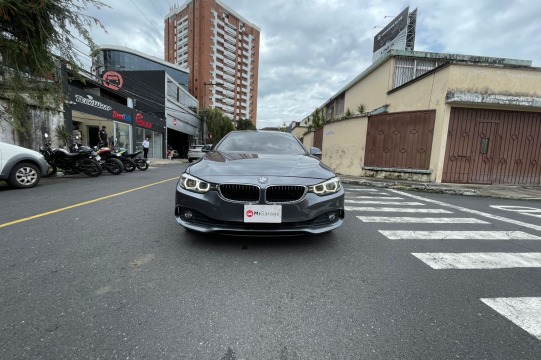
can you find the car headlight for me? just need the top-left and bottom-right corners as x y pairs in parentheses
(309, 177), (341, 196)
(179, 173), (212, 193)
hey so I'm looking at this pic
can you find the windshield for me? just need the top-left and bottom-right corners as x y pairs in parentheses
(215, 131), (307, 155)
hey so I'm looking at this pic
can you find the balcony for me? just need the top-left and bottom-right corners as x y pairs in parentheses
(225, 26), (236, 36)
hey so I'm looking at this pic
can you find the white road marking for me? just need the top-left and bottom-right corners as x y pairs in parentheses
(346, 196), (404, 200)
(389, 189), (541, 232)
(345, 200), (425, 205)
(490, 205), (541, 213)
(379, 230), (541, 240)
(523, 213), (541, 219)
(480, 297), (541, 340)
(345, 188), (380, 192)
(345, 207), (453, 213)
(358, 216), (489, 223)
(412, 252), (541, 269)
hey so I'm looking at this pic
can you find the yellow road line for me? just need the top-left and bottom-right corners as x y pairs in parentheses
(0, 177), (178, 229)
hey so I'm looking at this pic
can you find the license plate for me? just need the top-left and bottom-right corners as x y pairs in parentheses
(95, 155), (101, 161)
(244, 205), (282, 223)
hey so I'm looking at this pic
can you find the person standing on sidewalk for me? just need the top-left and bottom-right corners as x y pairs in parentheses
(142, 137), (150, 159)
(98, 126), (108, 148)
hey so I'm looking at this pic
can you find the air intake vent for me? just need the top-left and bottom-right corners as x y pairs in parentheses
(266, 186), (306, 203)
(219, 184), (260, 202)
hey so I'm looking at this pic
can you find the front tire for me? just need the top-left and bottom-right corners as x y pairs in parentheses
(135, 159), (149, 171)
(121, 157), (136, 172)
(8, 162), (41, 189)
(105, 158), (123, 175)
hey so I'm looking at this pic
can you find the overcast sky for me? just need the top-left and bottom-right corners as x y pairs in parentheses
(77, 0), (541, 129)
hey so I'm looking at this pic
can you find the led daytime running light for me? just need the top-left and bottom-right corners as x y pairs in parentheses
(180, 173), (211, 193)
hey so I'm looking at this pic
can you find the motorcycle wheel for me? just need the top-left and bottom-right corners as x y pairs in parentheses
(80, 158), (102, 177)
(105, 158), (124, 175)
(135, 159), (149, 171)
(121, 157), (136, 172)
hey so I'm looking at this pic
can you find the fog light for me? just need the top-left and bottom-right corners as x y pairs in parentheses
(183, 210), (193, 219)
(328, 212), (337, 222)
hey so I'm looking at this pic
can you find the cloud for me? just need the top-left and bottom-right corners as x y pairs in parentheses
(79, 0), (541, 128)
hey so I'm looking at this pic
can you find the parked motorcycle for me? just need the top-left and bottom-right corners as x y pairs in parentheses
(92, 144), (124, 175)
(114, 147), (149, 171)
(40, 134), (102, 177)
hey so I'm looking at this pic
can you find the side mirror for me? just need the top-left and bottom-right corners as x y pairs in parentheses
(310, 147), (322, 159)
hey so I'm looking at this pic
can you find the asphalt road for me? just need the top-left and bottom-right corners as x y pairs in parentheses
(1, 164), (541, 359)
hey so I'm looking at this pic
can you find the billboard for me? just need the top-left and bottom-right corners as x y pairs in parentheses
(372, 6), (414, 62)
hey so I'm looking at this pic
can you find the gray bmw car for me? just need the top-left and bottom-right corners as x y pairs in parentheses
(175, 131), (345, 235)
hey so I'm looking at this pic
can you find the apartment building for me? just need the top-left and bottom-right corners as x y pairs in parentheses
(165, 0), (260, 126)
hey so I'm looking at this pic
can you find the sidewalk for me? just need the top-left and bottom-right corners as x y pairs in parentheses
(148, 158), (541, 200)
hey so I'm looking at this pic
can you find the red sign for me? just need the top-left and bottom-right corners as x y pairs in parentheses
(102, 71), (123, 91)
(173, 119), (177, 126)
(246, 210), (254, 218)
(135, 113), (152, 129)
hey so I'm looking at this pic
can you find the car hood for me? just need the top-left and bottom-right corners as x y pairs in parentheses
(0, 142), (43, 157)
(188, 152), (335, 180)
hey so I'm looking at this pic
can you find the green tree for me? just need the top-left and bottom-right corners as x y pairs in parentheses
(345, 108), (353, 117)
(308, 108), (325, 129)
(204, 107), (235, 145)
(236, 118), (256, 130)
(0, 0), (108, 144)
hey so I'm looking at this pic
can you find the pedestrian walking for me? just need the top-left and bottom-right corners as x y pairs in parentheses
(98, 126), (108, 147)
(142, 137), (150, 159)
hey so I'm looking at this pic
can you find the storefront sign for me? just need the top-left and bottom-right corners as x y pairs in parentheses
(112, 111), (132, 122)
(75, 94), (112, 111)
(136, 113), (152, 129)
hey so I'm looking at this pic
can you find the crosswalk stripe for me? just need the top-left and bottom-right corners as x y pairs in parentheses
(345, 200), (425, 205)
(346, 196), (404, 200)
(389, 189), (541, 232)
(345, 207), (453, 213)
(480, 297), (541, 340)
(358, 217), (489, 223)
(412, 252), (541, 269)
(379, 230), (541, 240)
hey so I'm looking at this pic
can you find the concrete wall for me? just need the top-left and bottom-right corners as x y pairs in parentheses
(344, 60), (394, 114)
(0, 100), (64, 149)
(320, 117), (367, 176)
(302, 131), (314, 150)
(447, 65), (541, 97)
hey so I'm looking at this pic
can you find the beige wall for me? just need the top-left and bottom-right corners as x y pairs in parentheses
(302, 131), (314, 150)
(344, 61), (394, 114)
(291, 126), (307, 139)
(320, 117), (368, 176)
(447, 65), (541, 96)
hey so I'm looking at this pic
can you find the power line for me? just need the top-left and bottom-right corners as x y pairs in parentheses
(129, 0), (164, 39)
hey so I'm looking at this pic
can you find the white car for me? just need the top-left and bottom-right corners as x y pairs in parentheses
(0, 141), (49, 189)
(187, 144), (212, 163)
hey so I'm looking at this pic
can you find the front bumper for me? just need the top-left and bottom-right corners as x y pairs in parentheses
(175, 183), (345, 235)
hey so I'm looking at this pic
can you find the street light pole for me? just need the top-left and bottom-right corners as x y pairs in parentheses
(202, 82), (223, 145)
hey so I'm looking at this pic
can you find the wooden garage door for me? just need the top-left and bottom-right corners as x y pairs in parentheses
(443, 108), (541, 185)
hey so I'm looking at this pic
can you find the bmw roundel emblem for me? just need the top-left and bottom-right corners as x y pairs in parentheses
(258, 177), (268, 184)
